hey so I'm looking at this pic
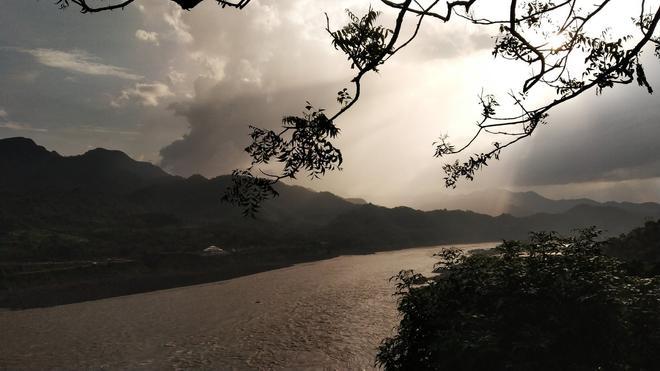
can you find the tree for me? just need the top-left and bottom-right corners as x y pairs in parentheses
(59, 1), (660, 214)
(55, 0), (249, 12)
(376, 228), (660, 370)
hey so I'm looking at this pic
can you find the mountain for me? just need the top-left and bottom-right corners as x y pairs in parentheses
(0, 137), (360, 228)
(603, 219), (660, 265)
(0, 137), (170, 194)
(323, 203), (654, 250)
(129, 175), (357, 225)
(424, 188), (660, 218)
(345, 198), (368, 205)
(1, 137), (658, 262)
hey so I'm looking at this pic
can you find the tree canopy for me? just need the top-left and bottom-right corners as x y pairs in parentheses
(59, 0), (660, 214)
(376, 228), (660, 370)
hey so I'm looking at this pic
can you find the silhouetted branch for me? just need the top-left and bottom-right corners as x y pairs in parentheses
(227, 3), (416, 214)
(230, 0), (660, 213)
(56, 0), (250, 12)
(424, 0), (660, 187)
(58, 0), (660, 212)
(56, 0), (135, 13)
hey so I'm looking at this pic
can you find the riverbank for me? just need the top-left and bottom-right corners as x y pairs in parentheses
(0, 241), (498, 309)
(0, 249), (330, 309)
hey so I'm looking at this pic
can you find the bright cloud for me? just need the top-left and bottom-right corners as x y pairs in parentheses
(190, 52), (227, 81)
(0, 122), (48, 132)
(112, 82), (174, 107)
(164, 8), (193, 43)
(135, 29), (159, 45)
(15, 48), (143, 80)
(167, 67), (186, 85)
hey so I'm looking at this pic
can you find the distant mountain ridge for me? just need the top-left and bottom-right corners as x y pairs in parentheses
(0, 137), (170, 194)
(0, 137), (359, 226)
(3, 137), (657, 220)
(1, 137), (659, 261)
(427, 188), (660, 217)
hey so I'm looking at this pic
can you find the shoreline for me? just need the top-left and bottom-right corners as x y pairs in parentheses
(0, 241), (498, 310)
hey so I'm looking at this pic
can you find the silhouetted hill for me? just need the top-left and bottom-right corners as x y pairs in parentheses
(604, 219), (660, 264)
(424, 189), (660, 218)
(1, 137), (658, 262)
(520, 204), (654, 236)
(602, 201), (660, 216)
(322, 203), (654, 250)
(323, 204), (511, 248)
(0, 137), (170, 194)
(345, 197), (368, 205)
(0, 137), (357, 226)
(0, 137), (58, 162)
(129, 175), (357, 225)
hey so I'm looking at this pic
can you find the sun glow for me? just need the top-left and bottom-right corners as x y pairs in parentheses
(546, 32), (568, 52)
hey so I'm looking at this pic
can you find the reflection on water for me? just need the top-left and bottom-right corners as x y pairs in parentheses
(0, 243), (494, 369)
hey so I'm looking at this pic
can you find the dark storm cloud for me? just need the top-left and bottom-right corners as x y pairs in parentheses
(513, 85), (660, 186)
(159, 77), (339, 177)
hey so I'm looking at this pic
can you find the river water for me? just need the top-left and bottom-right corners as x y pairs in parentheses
(0, 243), (494, 370)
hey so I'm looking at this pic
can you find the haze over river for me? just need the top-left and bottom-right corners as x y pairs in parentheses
(1, 243), (493, 370)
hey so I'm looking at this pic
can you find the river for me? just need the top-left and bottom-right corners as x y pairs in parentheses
(0, 242), (494, 370)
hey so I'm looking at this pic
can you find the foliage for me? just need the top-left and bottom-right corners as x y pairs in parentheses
(224, 5), (397, 214)
(56, 0), (660, 214)
(222, 169), (279, 217)
(247, 104), (343, 179)
(228, 1), (660, 213)
(432, 0), (660, 188)
(329, 7), (392, 73)
(55, 0), (249, 13)
(59, 1), (660, 214)
(377, 228), (660, 370)
(603, 219), (660, 275)
(223, 103), (343, 216)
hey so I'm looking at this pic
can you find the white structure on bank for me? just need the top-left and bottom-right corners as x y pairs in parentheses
(202, 246), (229, 255)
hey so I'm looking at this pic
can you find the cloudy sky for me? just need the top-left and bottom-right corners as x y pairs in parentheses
(1, 0), (659, 207)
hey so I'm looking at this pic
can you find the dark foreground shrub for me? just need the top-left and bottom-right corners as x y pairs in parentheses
(377, 228), (660, 370)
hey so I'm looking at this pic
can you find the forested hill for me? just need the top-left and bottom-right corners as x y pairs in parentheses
(420, 189), (660, 217)
(0, 137), (169, 194)
(1, 137), (659, 261)
(603, 220), (660, 272)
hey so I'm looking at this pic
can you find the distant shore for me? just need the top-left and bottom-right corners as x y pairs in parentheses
(1, 241), (497, 309)
(1, 249), (332, 309)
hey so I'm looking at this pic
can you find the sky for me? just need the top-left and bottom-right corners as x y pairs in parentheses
(1, 0), (659, 208)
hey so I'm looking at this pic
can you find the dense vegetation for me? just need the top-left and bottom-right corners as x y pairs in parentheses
(377, 227), (660, 370)
(2, 137), (659, 308)
(3, 191), (658, 262)
(2, 137), (658, 262)
(604, 220), (660, 276)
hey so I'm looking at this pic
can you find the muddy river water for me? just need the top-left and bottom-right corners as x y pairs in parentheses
(0, 243), (494, 370)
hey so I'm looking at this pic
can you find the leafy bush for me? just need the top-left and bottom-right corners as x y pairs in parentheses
(377, 228), (660, 370)
(603, 220), (660, 275)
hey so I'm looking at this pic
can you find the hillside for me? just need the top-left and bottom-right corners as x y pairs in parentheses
(2, 137), (659, 308)
(603, 219), (660, 267)
(1, 136), (658, 262)
(421, 188), (660, 218)
(0, 137), (171, 194)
